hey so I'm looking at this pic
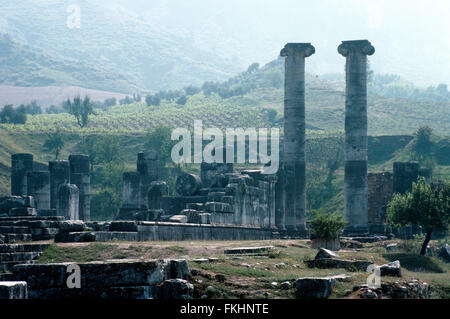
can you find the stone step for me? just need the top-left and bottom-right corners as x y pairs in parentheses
(0, 260), (35, 273)
(0, 226), (30, 234)
(55, 231), (138, 243)
(29, 228), (59, 240)
(0, 244), (50, 254)
(0, 281), (28, 299)
(0, 216), (64, 222)
(4, 234), (33, 243)
(0, 251), (41, 262)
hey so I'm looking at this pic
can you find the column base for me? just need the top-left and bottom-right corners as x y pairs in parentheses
(343, 224), (369, 237)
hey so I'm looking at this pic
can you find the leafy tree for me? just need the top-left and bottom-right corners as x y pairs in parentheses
(412, 126), (433, 158)
(247, 62), (260, 73)
(387, 177), (449, 255)
(184, 85), (200, 96)
(66, 96), (94, 128)
(266, 108), (277, 126)
(309, 210), (346, 240)
(43, 131), (65, 159)
(24, 101), (42, 115)
(176, 95), (187, 105)
(0, 105), (15, 123)
(144, 126), (176, 167)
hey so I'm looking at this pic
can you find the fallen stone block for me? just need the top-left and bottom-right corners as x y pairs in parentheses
(340, 239), (363, 249)
(54, 231), (96, 243)
(198, 213), (211, 224)
(9, 207), (37, 217)
(0, 281), (28, 299)
(0, 196), (34, 214)
(109, 221), (138, 232)
(169, 215), (188, 223)
(380, 260), (402, 277)
(160, 279), (193, 299)
(305, 258), (371, 271)
(12, 259), (189, 290)
(0, 226), (30, 234)
(30, 227), (60, 240)
(224, 246), (274, 255)
(58, 220), (87, 233)
(315, 248), (340, 260)
(296, 277), (335, 299)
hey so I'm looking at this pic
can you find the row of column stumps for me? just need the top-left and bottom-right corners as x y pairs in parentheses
(279, 40), (375, 235)
(10, 153), (89, 221)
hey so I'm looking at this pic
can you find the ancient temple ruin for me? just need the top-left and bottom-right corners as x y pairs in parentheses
(0, 39), (435, 245)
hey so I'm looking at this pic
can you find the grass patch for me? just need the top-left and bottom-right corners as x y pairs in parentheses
(383, 253), (446, 273)
(38, 243), (117, 263)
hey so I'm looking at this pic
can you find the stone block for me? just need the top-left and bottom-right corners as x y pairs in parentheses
(169, 215), (188, 223)
(0, 281), (28, 299)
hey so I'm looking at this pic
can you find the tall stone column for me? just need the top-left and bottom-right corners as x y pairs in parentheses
(280, 43), (315, 235)
(49, 160), (70, 209)
(27, 171), (50, 210)
(338, 40), (375, 235)
(137, 150), (159, 209)
(122, 172), (141, 209)
(11, 154), (33, 196)
(69, 155), (90, 221)
(57, 183), (79, 220)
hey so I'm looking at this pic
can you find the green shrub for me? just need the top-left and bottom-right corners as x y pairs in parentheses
(309, 210), (346, 240)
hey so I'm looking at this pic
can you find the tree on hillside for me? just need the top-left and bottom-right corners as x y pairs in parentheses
(0, 104), (27, 125)
(176, 95), (187, 106)
(387, 177), (449, 255)
(66, 96), (94, 128)
(247, 62), (260, 74)
(412, 126), (434, 159)
(144, 126), (176, 167)
(43, 131), (64, 159)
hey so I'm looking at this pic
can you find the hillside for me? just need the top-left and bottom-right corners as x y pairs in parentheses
(1, 59), (448, 135)
(0, 85), (128, 109)
(0, 0), (239, 92)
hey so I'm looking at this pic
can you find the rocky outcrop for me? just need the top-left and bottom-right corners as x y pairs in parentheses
(356, 280), (429, 299)
(296, 274), (350, 299)
(380, 260), (402, 277)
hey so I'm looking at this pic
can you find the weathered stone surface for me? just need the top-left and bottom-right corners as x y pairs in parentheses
(296, 277), (335, 299)
(315, 248), (340, 260)
(305, 258), (371, 271)
(393, 162), (419, 195)
(122, 172), (141, 209)
(338, 40), (375, 235)
(380, 260), (402, 277)
(134, 209), (163, 222)
(11, 154), (33, 196)
(9, 207), (37, 217)
(169, 215), (188, 223)
(57, 183), (79, 220)
(340, 239), (363, 249)
(311, 238), (341, 250)
(54, 231), (96, 243)
(12, 259), (187, 289)
(28, 286), (158, 299)
(147, 181), (169, 209)
(357, 280), (429, 299)
(109, 221), (138, 232)
(0, 196), (34, 215)
(224, 246), (274, 255)
(58, 220), (86, 232)
(49, 161), (70, 209)
(368, 172), (393, 226)
(69, 155), (90, 221)
(0, 281), (28, 299)
(160, 279), (193, 299)
(280, 43), (315, 235)
(198, 213), (211, 224)
(137, 150), (159, 209)
(0, 244), (49, 254)
(27, 171), (51, 211)
(176, 173), (202, 196)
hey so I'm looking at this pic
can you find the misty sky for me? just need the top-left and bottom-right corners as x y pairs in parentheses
(111, 0), (449, 86)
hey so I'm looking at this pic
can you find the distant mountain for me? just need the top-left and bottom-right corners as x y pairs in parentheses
(0, 0), (240, 93)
